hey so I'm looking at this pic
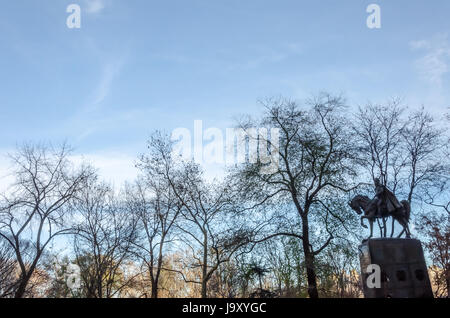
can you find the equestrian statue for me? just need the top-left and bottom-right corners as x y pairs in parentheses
(349, 178), (411, 240)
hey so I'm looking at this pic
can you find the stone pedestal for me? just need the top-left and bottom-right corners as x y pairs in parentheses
(358, 238), (433, 298)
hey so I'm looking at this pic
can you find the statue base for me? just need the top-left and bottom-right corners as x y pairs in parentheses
(358, 238), (433, 298)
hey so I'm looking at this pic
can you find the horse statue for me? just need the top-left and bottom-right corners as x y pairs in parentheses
(349, 194), (411, 240)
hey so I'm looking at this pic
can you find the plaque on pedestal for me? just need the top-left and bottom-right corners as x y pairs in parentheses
(358, 238), (433, 298)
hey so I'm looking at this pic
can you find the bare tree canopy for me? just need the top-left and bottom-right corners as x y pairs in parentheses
(0, 95), (448, 299)
(73, 177), (139, 298)
(230, 95), (362, 298)
(0, 143), (92, 298)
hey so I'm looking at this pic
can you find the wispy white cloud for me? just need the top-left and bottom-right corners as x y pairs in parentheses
(84, 0), (106, 14)
(410, 34), (450, 87)
(74, 34), (129, 113)
(60, 34), (130, 141)
(90, 59), (124, 109)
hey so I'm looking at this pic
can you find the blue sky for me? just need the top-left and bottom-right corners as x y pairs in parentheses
(0, 0), (449, 185)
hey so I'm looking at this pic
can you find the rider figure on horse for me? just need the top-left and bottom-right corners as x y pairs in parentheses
(374, 178), (402, 218)
(349, 179), (411, 239)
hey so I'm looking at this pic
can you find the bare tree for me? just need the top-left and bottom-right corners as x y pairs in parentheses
(73, 177), (139, 298)
(174, 165), (248, 298)
(354, 102), (449, 200)
(402, 107), (449, 204)
(354, 102), (449, 237)
(353, 99), (407, 191)
(0, 143), (91, 298)
(320, 241), (362, 298)
(231, 95), (360, 298)
(261, 237), (305, 297)
(208, 256), (245, 298)
(125, 176), (182, 298)
(138, 133), (249, 298)
(416, 213), (449, 298)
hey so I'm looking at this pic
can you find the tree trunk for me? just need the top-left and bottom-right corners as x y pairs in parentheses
(151, 280), (158, 298)
(151, 236), (165, 298)
(301, 215), (319, 298)
(14, 261), (38, 298)
(201, 231), (208, 298)
(304, 251), (319, 298)
(149, 265), (158, 298)
(13, 247), (36, 298)
(14, 276), (30, 298)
